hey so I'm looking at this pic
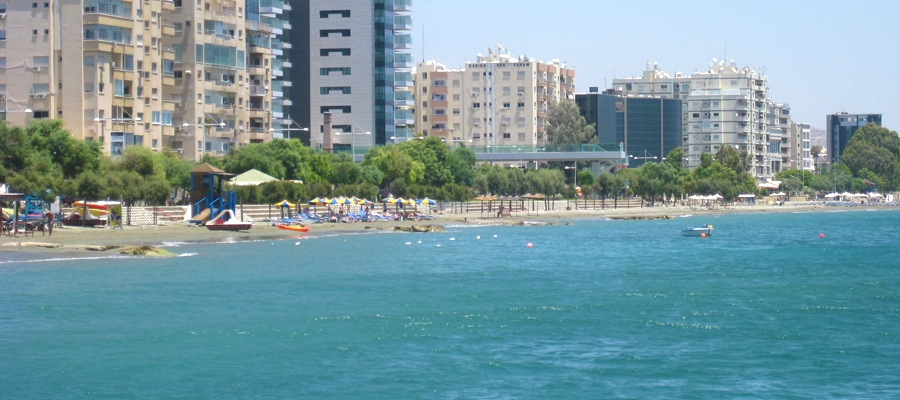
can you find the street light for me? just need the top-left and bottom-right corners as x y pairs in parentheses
(94, 116), (141, 154)
(334, 129), (370, 160)
(183, 120), (226, 156)
(629, 149), (657, 165)
(564, 162), (578, 190)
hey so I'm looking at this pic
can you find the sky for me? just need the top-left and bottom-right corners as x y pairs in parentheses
(412, 0), (900, 129)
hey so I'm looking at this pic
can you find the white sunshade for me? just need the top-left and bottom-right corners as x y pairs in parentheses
(757, 182), (780, 189)
(824, 192), (840, 198)
(868, 192), (883, 198)
(738, 194), (756, 198)
(771, 192), (787, 197)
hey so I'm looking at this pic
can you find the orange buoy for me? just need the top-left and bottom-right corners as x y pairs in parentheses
(820, 233), (825, 238)
(527, 243), (534, 248)
(700, 233), (707, 238)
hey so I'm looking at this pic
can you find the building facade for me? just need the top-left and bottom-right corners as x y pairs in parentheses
(826, 112), (882, 164)
(612, 61), (784, 180)
(414, 46), (575, 147)
(788, 122), (812, 171)
(0, 0), (280, 161)
(284, 0), (411, 150)
(575, 90), (681, 167)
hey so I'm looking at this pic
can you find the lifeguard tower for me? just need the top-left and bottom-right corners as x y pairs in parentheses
(188, 163), (236, 224)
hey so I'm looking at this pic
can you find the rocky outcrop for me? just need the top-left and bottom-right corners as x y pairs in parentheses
(394, 225), (446, 233)
(118, 245), (175, 257)
(608, 215), (673, 220)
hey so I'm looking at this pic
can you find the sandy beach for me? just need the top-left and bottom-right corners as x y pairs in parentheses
(0, 202), (886, 258)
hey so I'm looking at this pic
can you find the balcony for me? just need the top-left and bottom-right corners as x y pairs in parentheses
(282, 81), (292, 87)
(249, 85), (267, 96)
(272, 69), (283, 77)
(281, 42), (292, 50)
(83, 1), (132, 19)
(395, 0), (412, 12)
(259, 0), (283, 16)
(282, 61), (292, 69)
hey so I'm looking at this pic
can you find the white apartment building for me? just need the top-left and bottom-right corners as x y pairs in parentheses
(0, 0), (278, 161)
(613, 60), (784, 180)
(789, 122), (812, 171)
(415, 46), (575, 147)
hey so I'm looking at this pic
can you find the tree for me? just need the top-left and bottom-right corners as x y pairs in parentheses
(666, 147), (683, 170)
(839, 124), (900, 190)
(545, 101), (596, 145)
(810, 145), (823, 169)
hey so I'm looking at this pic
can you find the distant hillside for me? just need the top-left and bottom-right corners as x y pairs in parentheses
(810, 127), (826, 148)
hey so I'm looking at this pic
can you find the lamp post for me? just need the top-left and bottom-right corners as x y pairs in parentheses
(94, 116), (141, 154)
(335, 129), (370, 161)
(183, 121), (226, 157)
(565, 162), (578, 190)
(629, 149), (657, 166)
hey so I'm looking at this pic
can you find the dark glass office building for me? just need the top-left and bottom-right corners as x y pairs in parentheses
(576, 92), (682, 167)
(826, 113), (882, 164)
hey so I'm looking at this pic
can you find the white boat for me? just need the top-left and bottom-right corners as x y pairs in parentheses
(205, 209), (252, 231)
(682, 225), (713, 236)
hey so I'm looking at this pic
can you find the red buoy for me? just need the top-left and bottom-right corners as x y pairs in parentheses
(820, 233), (825, 238)
(526, 243), (533, 248)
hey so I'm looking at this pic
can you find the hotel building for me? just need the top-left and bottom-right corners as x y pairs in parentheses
(612, 61), (787, 180)
(826, 112), (882, 164)
(0, 0), (281, 161)
(284, 0), (413, 149)
(415, 46), (575, 147)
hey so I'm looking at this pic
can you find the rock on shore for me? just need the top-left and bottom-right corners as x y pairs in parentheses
(393, 225), (446, 233)
(608, 215), (673, 220)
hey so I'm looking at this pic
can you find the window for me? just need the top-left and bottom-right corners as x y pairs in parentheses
(44, 2), (49, 8)
(320, 48), (351, 56)
(517, 71), (525, 79)
(320, 67), (351, 75)
(114, 80), (124, 96)
(517, 87), (525, 93)
(472, 72), (479, 78)
(503, 71), (511, 79)
(152, 111), (161, 124)
(421, 72), (427, 79)
(320, 106), (351, 113)
(320, 10), (350, 18)
(421, 87), (427, 94)
(320, 29), (351, 37)
(163, 60), (174, 76)
(0, 31), (6, 41)
(422, 101), (427, 107)
(122, 54), (133, 70)
(517, 102), (525, 108)
(452, 108), (460, 115)
(422, 115), (428, 122)
(33, 83), (50, 94)
(33, 111), (50, 119)
(452, 94), (460, 100)
(33, 56), (49, 67)
(433, 80), (445, 87)
(473, 103), (481, 109)
(320, 87), (351, 95)
(33, 3), (38, 9)
(452, 80), (460, 87)
(44, 29), (50, 35)
(434, 109), (446, 115)
(503, 102), (510, 108)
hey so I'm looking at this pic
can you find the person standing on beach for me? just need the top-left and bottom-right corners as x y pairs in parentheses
(44, 209), (54, 236)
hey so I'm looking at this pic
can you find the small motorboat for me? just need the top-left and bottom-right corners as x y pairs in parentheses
(682, 225), (713, 237)
(276, 224), (310, 233)
(205, 209), (252, 231)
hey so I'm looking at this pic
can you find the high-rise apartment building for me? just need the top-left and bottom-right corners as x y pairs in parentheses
(826, 112), (882, 164)
(285, 0), (412, 149)
(767, 101), (791, 173)
(575, 90), (681, 167)
(612, 61), (782, 180)
(0, 0), (279, 161)
(415, 46), (575, 147)
(788, 122), (812, 171)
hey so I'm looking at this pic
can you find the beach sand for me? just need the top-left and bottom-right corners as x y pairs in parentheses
(0, 203), (854, 258)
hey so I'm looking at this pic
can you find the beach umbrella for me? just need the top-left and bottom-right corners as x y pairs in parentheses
(357, 199), (374, 205)
(308, 197), (329, 205)
(331, 196), (353, 205)
(274, 200), (295, 208)
(418, 197), (436, 205)
(824, 192), (840, 198)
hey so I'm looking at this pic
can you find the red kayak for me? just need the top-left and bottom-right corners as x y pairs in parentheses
(276, 224), (310, 233)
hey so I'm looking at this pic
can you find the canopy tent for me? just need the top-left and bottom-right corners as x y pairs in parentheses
(757, 182), (780, 189)
(230, 169), (278, 186)
(824, 192), (840, 198)
(738, 194), (756, 198)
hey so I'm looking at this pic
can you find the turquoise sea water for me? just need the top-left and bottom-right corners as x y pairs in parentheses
(2, 210), (900, 398)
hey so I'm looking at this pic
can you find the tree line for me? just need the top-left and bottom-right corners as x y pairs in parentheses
(2, 113), (897, 207)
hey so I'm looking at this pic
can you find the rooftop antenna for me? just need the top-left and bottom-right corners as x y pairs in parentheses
(421, 25), (425, 63)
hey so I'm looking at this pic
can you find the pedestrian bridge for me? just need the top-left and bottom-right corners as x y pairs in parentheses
(470, 143), (627, 164)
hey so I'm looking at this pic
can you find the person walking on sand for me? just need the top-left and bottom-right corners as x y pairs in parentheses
(44, 209), (54, 236)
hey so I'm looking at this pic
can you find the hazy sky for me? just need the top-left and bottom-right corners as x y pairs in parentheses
(412, 0), (900, 129)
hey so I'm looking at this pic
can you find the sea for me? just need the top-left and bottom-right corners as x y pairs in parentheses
(2, 209), (900, 399)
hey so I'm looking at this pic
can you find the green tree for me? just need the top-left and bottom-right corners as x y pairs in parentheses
(545, 101), (596, 145)
(666, 147), (683, 170)
(839, 124), (900, 190)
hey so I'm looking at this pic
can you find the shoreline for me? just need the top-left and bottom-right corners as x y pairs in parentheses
(2, 203), (897, 260)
